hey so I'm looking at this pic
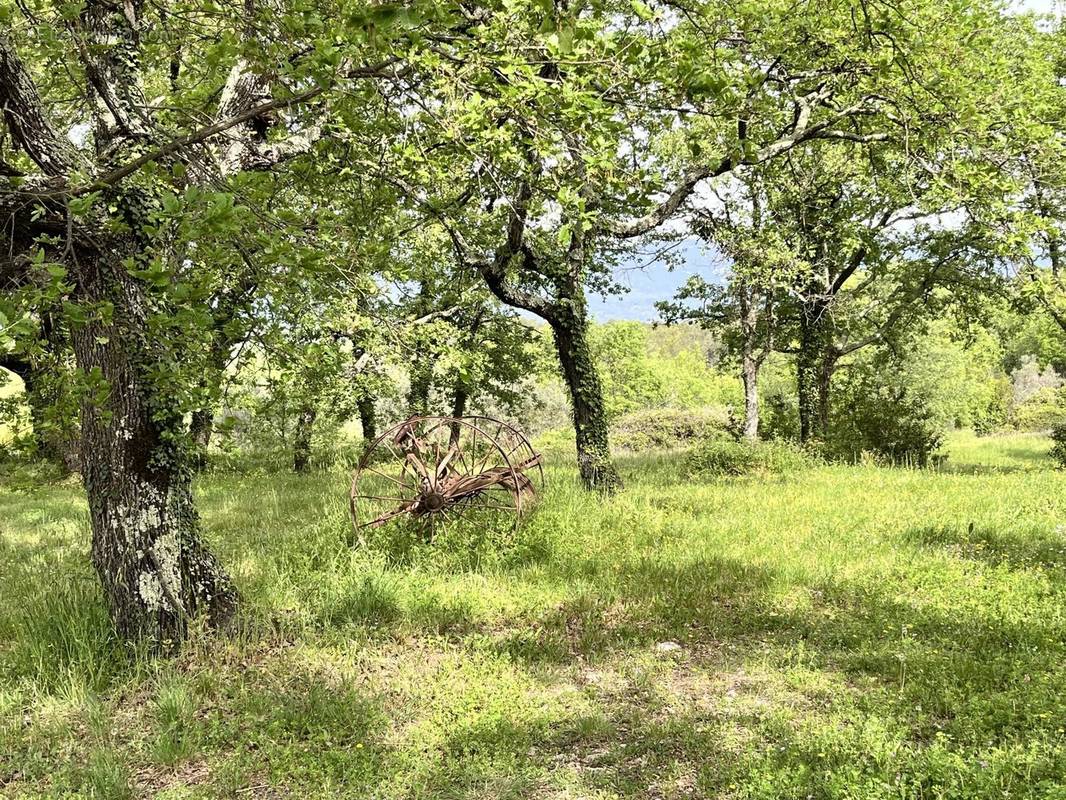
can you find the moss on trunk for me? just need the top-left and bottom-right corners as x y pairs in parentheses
(549, 303), (622, 493)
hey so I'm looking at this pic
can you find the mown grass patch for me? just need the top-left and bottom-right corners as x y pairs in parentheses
(1, 432), (1064, 798)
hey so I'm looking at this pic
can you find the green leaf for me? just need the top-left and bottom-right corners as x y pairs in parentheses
(68, 192), (101, 216)
(558, 26), (574, 55)
(630, 0), (654, 21)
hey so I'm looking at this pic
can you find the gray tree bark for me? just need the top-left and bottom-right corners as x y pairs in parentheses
(72, 249), (237, 642)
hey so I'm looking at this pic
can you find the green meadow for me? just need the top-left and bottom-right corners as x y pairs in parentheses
(1, 431), (1063, 799)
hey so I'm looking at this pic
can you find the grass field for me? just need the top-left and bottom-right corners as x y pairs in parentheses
(1, 431), (1064, 799)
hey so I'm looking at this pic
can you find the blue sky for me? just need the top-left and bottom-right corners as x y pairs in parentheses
(588, 239), (724, 322)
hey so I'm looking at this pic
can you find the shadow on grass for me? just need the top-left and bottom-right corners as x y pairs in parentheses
(490, 543), (1064, 736)
(934, 440), (1053, 474)
(906, 522), (1066, 571)
(431, 543), (1064, 797)
(420, 661), (1064, 800)
(496, 556), (784, 663)
(1000, 443), (1053, 462)
(933, 462), (1046, 476)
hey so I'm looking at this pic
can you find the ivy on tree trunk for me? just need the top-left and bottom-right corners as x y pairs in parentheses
(358, 396), (376, 443)
(72, 251), (237, 644)
(550, 304), (622, 492)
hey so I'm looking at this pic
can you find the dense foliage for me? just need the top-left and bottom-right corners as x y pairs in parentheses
(2, 1), (1066, 794)
(0, 0), (1063, 645)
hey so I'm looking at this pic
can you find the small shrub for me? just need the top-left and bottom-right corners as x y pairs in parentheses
(611, 406), (732, 451)
(683, 438), (815, 477)
(830, 381), (943, 467)
(1050, 424), (1066, 468)
(1010, 386), (1066, 431)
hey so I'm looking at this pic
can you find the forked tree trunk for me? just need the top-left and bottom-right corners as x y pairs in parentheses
(293, 404), (316, 473)
(550, 305), (622, 492)
(71, 252), (237, 644)
(357, 395), (376, 443)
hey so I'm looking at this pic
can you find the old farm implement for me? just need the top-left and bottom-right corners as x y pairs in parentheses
(349, 415), (544, 542)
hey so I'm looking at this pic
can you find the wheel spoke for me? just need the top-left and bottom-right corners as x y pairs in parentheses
(460, 508), (495, 537)
(431, 439), (442, 488)
(359, 506), (413, 529)
(363, 465), (412, 491)
(352, 417), (540, 539)
(456, 435), (472, 474)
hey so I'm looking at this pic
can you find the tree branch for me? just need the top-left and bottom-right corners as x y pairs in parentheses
(13, 58), (404, 198)
(0, 35), (80, 177)
(606, 88), (885, 239)
(837, 257), (948, 356)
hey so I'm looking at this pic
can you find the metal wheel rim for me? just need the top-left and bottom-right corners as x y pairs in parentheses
(463, 414), (545, 497)
(349, 415), (523, 542)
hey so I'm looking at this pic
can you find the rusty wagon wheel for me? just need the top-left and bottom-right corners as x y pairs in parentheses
(349, 415), (538, 545)
(463, 415), (545, 500)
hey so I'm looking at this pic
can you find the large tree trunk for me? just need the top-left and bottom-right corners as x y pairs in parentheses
(449, 383), (469, 446)
(357, 396), (376, 443)
(293, 404), (317, 473)
(797, 304), (832, 444)
(71, 253), (237, 644)
(549, 304), (622, 492)
(796, 348), (818, 445)
(450, 383), (468, 420)
(817, 351), (837, 442)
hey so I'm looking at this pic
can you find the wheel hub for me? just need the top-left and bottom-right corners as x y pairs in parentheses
(421, 491), (446, 512)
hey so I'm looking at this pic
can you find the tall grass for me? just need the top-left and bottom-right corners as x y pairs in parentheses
(1, 432), (1063, 798)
